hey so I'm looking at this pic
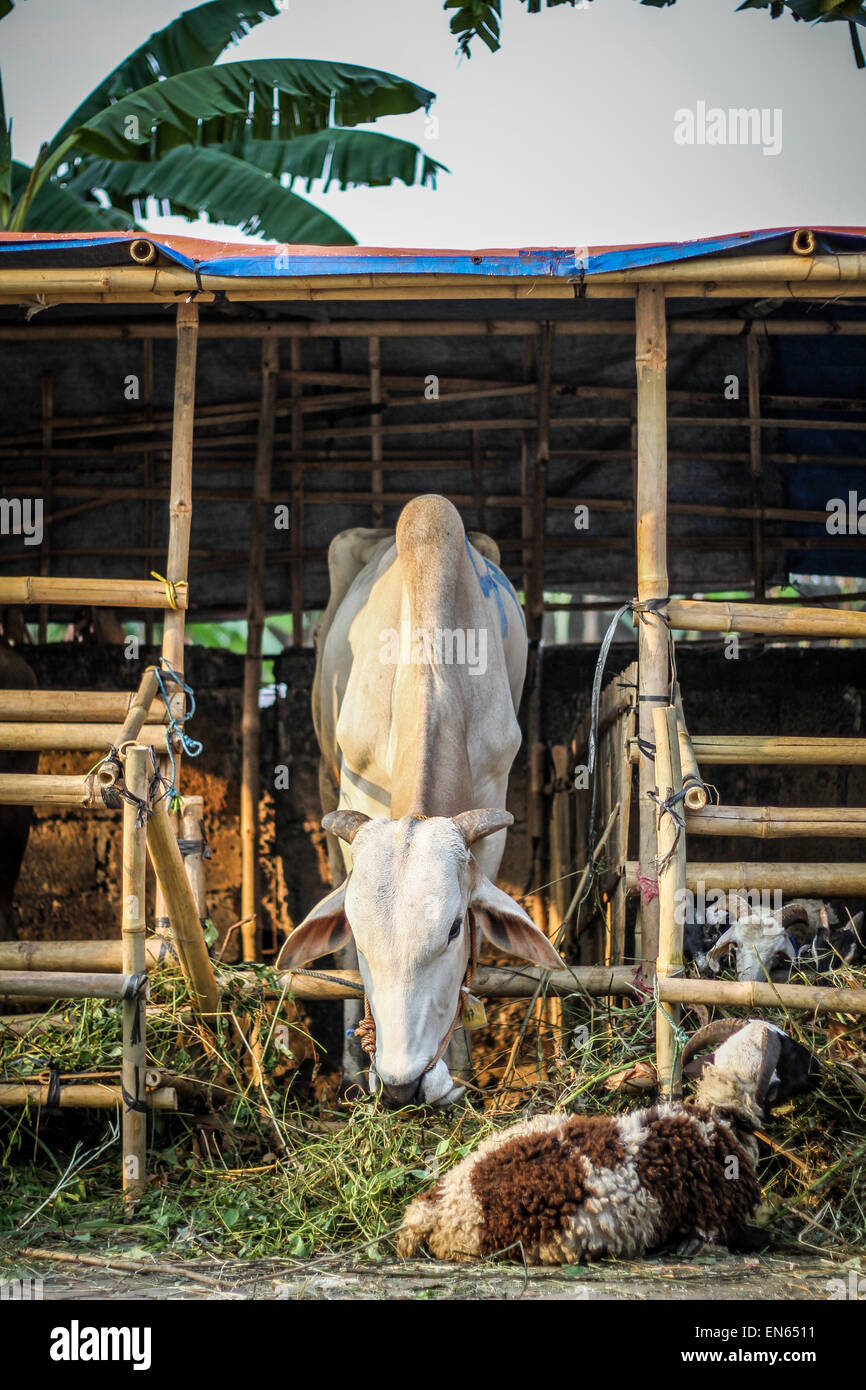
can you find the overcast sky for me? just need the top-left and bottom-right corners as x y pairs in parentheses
(4, 0), (863, 248)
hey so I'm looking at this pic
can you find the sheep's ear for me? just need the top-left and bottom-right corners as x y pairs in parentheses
(469, 865), (563, 969)
(276, 881), (352, 969)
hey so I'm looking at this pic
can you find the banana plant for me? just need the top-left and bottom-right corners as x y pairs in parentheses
(0, 0), (446, 241)
(447, 0), (866, 68)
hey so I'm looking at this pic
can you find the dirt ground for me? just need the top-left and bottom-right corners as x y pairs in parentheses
(13, 1248), (845, 1301)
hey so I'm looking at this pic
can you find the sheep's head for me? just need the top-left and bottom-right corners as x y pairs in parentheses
(685, 1018), (821, 1126)
(705, 895), (809, 983)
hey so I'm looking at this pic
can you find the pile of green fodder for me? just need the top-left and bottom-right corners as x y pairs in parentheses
(0, 957), (863, 1262)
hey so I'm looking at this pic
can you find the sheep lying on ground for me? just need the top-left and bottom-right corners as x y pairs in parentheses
(397, 1019), (820, 1265)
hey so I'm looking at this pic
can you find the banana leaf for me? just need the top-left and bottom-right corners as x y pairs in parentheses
(49, 1), (283, 151)
(70, 59), (435, 163)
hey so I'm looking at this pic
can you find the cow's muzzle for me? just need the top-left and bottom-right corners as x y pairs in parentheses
(381, 1078), (423, 1107)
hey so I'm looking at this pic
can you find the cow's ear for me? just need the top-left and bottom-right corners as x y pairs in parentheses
(276, 881), (352, 969)
(469, 866), (563, 970)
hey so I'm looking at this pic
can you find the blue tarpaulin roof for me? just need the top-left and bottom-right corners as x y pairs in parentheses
(2, 226), (866, 277)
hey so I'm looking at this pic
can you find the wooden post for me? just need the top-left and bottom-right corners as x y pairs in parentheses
(471, 428), (486, 534)
(369, 335), (383, 527)
(146, 790), (219, 1018)
(240, 338), (279, 961)
(652, 705), (686, 1101)
(529, 323), (553, 635)
(121, 745), (148, 1202)
(747, 330), (765, 598)
(38, 371), (53, 644)
(635, 285), (670, 980)
(290, 338), (304, 646)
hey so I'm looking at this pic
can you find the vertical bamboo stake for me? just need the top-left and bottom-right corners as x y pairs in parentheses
(38, 371), (53, 644)
(161, 300), (198, 679)
(529, 323), (553, 635)
(156, 301), (198, 940)
(290, 338), (304, 647)
(240, 338), (279, 962)
(747, 330), (765, 598)
(635, 285), (670, 981)
(121, 744), (148, 1203)
(653, 705), (686, 1100)
(180, 795), (206, 921)
(143, 339), (154, 649)
(369, 335), (383, 527)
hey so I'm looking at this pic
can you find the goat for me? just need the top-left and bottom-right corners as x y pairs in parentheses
(397, 1019), (820, 1265)
(797, 911), (865, 972)
(705, 894), (815, 982)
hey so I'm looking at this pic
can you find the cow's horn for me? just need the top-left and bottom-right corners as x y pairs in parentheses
(322, 810), (371, 844)
(682, 1019), (749, 1067)
(452, 809), (514, 846)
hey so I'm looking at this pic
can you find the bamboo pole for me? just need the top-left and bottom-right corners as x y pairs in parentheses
(369, 335), (384, 526)
(687, 735), (866, 765)
(143, 338), (155, 648)
(667, 599), (866, 639)
(0, 691), (167, 722)
(529, 323), (552, 633)
(470, 428), (486, 534)
(121, 745), (148, 1202)
(653, 706), (686, 1101)
(626, 862), (866, 896)
(1, 317), (865, 341)
(179, 795), (207, 920)
(0, 577), (187, 609)
(270, 964), (637, 1001)
(685, 805), (866, 837)
(635, 284), (670, 978)
(145, 791), (219, 1018)
(658, 976), (866, 1016)
(0, 1084), (177, 1110)
(161, 299), (198, 677)
(0, 774), (101, 807)
(0, 939), (170, 972)
(0, 723), (169, 752)
(290, 337), (304, 647)
(746, 331), (765, 598)
(38, 370), (53, 643)
(0, 972), (147, 1000)
(673, 684), (708, 810)
(240, 338), (279, 962)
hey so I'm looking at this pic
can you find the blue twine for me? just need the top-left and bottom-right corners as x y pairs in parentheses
(153, 658), (203, 803)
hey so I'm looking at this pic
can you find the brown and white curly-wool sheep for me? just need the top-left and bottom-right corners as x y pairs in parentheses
(397, 1019), (819, 1265)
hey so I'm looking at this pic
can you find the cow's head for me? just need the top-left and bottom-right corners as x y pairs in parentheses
(276, 810), (562, 1107)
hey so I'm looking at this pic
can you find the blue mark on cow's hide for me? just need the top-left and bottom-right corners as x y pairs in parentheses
(464, 536), (524, 638)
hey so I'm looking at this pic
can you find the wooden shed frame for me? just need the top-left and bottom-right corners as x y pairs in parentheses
(1, 230), (866, 1187)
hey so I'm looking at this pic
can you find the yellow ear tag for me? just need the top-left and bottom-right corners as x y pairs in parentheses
(461, 991), (487, 1030)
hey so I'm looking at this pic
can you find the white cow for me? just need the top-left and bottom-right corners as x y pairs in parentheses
(277, 495), (561, 1106)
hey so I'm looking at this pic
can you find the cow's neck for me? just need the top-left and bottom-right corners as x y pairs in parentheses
(389, 668), (474, 818)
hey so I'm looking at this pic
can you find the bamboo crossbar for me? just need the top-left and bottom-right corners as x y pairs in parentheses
(0, 971), (147, 1000)
(0, 723), (170, 753)
(658, 976), (866, 1015)
(667, 599), (866, 639)
(685, 805), (866, 837)
(0, 939), (171, 972)
(0, 1083), (177, 1110)
(268, 964), (637, 1001)
(626, 862), (866, 895)
(0, 773), (100, 807)
(0, 318), (864, 341)
(690, 736), (866, 765)
(0, 690), (167, 723)
(0, 577), (187, 610)
(630, 736), (866, 766)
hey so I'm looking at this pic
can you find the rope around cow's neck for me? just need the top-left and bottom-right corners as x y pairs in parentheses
(353, 914), (479, 1078)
